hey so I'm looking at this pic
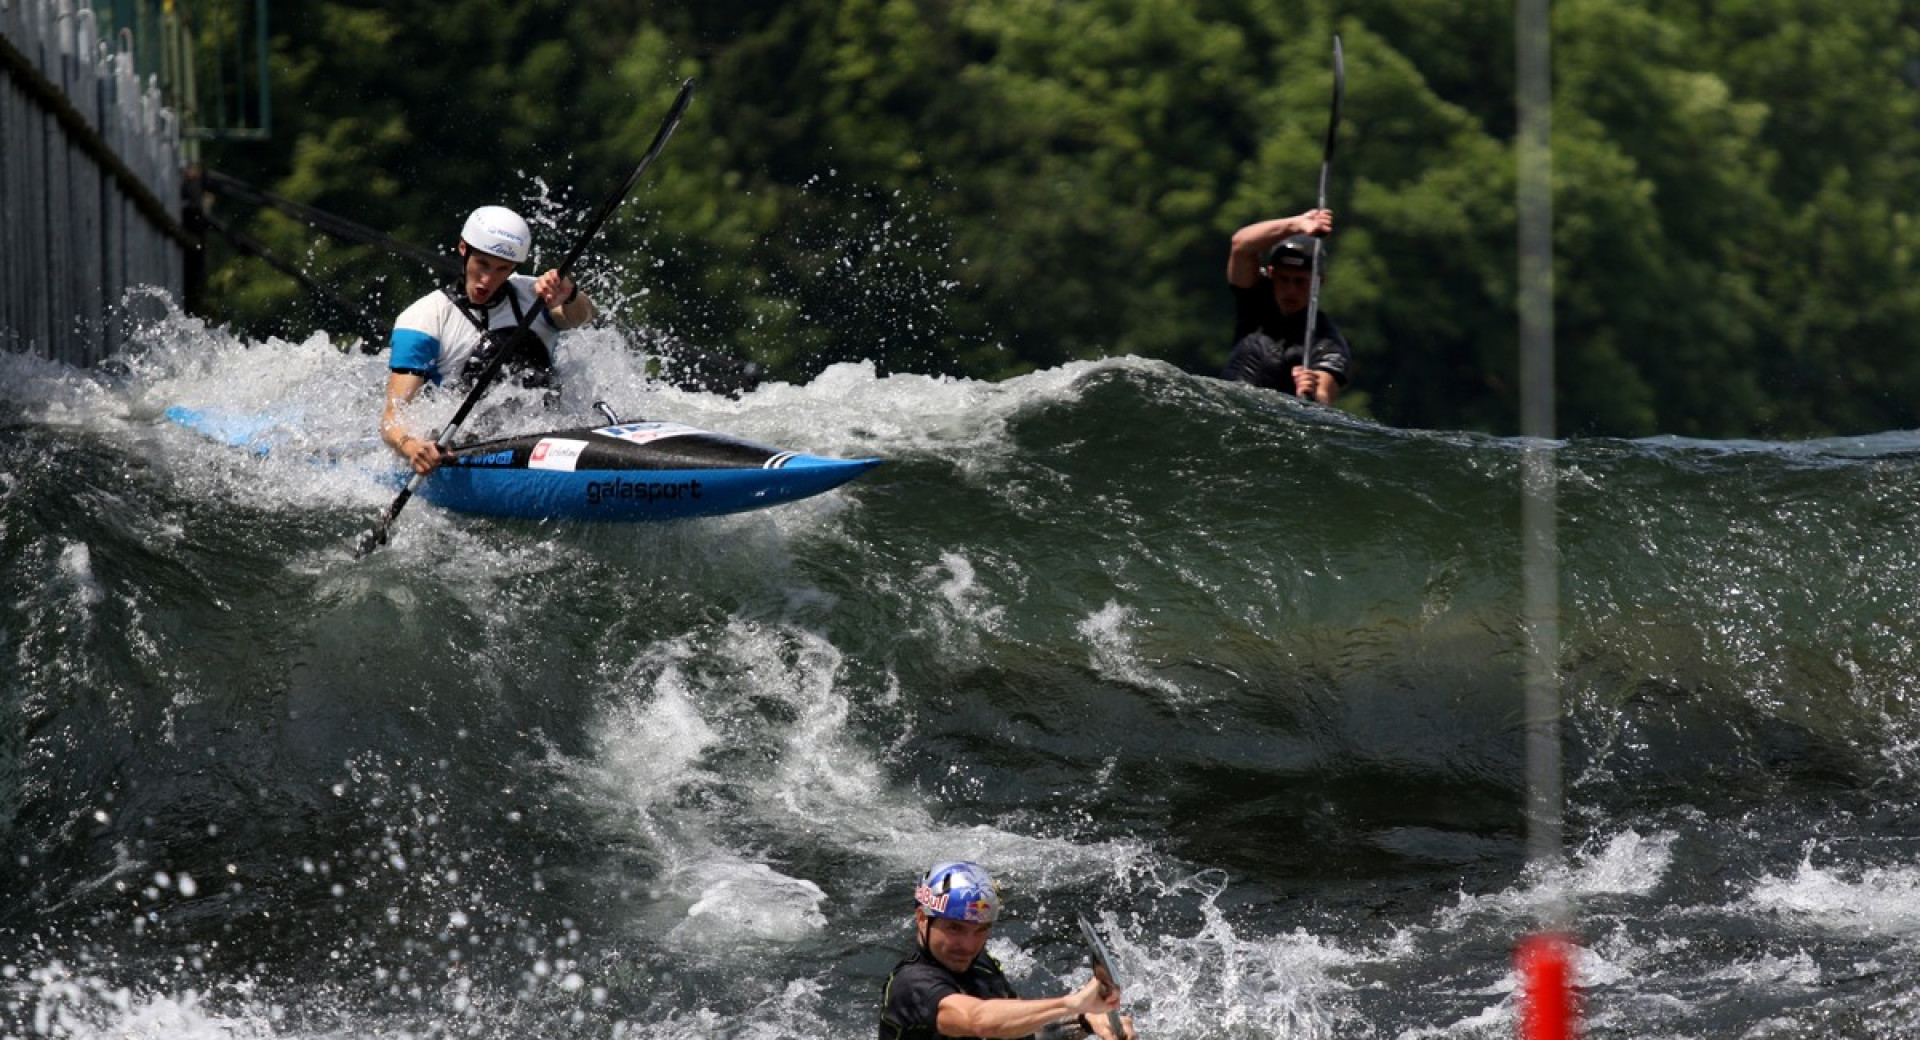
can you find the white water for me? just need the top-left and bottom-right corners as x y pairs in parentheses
(10, 296), (1920, 1038)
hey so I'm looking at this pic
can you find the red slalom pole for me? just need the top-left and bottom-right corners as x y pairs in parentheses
(1515, 933), (1579, 1040)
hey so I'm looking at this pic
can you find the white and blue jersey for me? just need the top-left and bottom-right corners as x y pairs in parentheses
(389, 275), (559, 385)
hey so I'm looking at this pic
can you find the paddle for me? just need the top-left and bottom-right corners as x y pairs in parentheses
(1075, 913), (1128, 1040)
(1299, 34), (1344, 400)
(354, 77), (697, 558)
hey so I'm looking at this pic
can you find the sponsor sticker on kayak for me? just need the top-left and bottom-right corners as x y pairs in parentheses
(597, 422), (700, 445)
(529, 438), (589, 472)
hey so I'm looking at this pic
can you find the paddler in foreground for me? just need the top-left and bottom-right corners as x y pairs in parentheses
(380, 205), (598, 475)
(1223, 207), (1353, 404)
(880, 861), (1137, 1040)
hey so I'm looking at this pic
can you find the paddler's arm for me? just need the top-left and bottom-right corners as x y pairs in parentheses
(936, 976), (1121, 1040)
(380, 370), (444, 475)
(534, 269), (597, 330)
(1227, 208), (1334, 287)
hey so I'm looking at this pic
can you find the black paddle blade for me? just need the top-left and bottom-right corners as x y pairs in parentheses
(1326, 35), (1345, 163)
(1077, 913), (1131, 1039)
(1076, 912), (1122, 993)
(353, 480), (416, 558)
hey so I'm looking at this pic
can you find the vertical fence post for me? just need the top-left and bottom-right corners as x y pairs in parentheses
(1, 1), (22, 351)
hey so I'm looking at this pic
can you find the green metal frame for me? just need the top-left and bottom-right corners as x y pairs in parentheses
(95, 0), (270, 145)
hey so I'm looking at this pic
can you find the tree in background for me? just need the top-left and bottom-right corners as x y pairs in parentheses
(197, 0), (1920, 439)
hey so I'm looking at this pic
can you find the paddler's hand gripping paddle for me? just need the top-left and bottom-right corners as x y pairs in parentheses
(1076, 913), (1130, 1040)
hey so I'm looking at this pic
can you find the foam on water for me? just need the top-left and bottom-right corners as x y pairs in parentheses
(1437, 828), (1678, 929)
(8, 967), (282, 1040)
(1102, 886), (1361, 1040)
(1749, 852), (1920, 938)
(1078, 601), (1185, 698)
(556, 615), (1155, 956)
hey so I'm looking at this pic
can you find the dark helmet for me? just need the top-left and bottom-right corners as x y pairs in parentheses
(1263, 234), (1325, 271)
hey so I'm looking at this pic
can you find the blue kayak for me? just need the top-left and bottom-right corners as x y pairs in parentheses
(420, 421), (881, 521)
(163, 407), (881, 521)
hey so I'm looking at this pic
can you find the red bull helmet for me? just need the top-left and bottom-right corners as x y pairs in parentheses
(915, 861), (1001, 924)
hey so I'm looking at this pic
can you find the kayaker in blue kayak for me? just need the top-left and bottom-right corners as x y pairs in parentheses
(880, 861), (1134, 1040)
(1223, 207), (1353, 404)
(380, 206), (598, 475)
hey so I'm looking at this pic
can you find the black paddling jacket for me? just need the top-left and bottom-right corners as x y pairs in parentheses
(880, 948), (1022, 1040)
(1224, 281), (1354, 390)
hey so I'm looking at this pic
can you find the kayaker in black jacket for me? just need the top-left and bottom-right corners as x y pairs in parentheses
(879, 861), (1133, 1040)
(1223, 207), (1353, 404)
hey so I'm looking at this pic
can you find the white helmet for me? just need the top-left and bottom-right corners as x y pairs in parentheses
(460, 205), (532, 264)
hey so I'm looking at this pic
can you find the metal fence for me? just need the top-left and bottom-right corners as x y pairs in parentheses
(2, 0), (186, 368)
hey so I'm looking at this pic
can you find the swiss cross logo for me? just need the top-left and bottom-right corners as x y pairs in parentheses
(528, 439), (587, 472)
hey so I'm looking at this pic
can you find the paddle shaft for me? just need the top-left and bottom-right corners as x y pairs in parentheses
(355, 78), (697, 557)
(1299, 35), (1344, 400)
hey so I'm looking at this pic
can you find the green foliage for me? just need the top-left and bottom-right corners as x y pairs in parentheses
(196, 0), (1920, 437)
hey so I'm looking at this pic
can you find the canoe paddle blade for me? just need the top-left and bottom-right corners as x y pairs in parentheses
(1076, 913), (1129, 1039)
(1077, 912), (1122, 994)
